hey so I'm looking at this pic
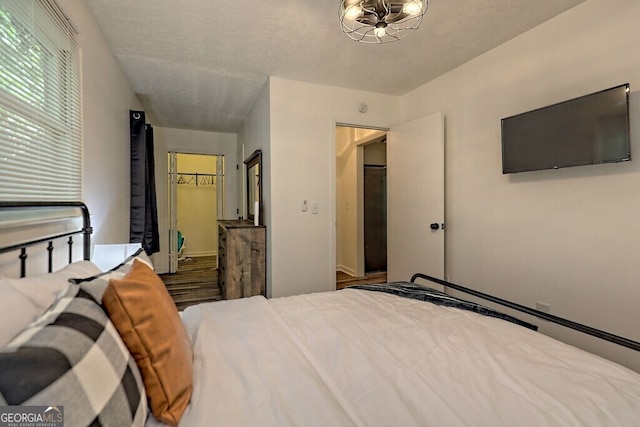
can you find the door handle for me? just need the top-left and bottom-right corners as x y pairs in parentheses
(430, 223), (439, 230)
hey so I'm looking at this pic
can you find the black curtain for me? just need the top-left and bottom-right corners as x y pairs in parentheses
(130, 110), (160, 255)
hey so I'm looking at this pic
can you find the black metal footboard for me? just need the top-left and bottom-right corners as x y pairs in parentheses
(0, 201), (92, 277)
(411, 273), (640, 353)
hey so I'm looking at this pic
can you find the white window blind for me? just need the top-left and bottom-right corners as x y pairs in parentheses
(0, 0), (81, 201)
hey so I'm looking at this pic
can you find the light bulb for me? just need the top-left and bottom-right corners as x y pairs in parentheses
(374, 26), (386, 38)
(403, 1), (423, 16)
(343, 4), (363, 20)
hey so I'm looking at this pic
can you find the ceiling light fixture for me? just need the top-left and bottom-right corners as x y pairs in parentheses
(339, 0), (428, 44)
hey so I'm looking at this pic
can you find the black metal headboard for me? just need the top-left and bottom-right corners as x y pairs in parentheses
(0, 201), (92, 277)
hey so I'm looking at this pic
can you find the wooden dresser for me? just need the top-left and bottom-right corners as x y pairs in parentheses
(217, 220), (266, 299)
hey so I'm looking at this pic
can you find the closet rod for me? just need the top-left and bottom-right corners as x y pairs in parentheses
(172, 172), (223, 186)
(173, 172), (222, 177)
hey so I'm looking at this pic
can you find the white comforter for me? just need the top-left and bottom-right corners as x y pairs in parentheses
(177, 289), (640, 426)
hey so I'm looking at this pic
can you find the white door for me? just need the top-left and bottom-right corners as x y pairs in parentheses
(387, 112), (445, 284)
(216, 156), (225, 219)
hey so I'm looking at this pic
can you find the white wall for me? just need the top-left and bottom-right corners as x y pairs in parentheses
(58, 0), (143, 244)
(400, 0), (640, 372)
(153, 127), (238, 273)
(237, 83), (271, 293)
(364, 141), (387, 166)
(268, 78), (398, 297)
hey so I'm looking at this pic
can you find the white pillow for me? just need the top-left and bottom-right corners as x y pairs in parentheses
(0, 261), (102, 347)
(0, 284), (41, 347)
(0, 260), (102, 311)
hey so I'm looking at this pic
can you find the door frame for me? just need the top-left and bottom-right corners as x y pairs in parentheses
(334, 123), (388, 279)
(167, 151), (225, 273)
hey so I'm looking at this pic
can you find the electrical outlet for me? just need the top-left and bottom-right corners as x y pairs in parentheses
(311, 202), (319, 214)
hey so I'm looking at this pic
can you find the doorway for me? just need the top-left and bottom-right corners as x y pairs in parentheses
(333, 113), (445, 290)
(335, 125), (388, 289)
(168, 152), (224, 273)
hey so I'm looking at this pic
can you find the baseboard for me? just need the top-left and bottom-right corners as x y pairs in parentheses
(336, 265), (356, 276)
(183, 251), (217, 258)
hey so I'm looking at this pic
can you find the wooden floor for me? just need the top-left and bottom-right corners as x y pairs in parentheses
(160, 256), (388, 309)
(336, 270), (388, 290)
(160, 256), (222, 311)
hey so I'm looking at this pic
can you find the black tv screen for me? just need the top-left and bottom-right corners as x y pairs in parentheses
(501, 84), (631, 174)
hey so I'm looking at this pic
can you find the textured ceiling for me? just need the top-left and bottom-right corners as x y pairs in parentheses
(85, 0), (586, 133)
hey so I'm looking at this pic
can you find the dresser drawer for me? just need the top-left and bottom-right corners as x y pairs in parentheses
(217, 267), (226, 297)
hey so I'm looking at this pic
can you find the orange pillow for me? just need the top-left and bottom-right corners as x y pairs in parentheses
(104, 259), (192, 426)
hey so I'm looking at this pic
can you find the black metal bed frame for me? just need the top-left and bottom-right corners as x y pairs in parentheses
(0, 201), (92, 278)
(411, 273), (640, 352)
(1, 202), (637, 353)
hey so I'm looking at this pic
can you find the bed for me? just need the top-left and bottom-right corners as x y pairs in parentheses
(1, 202), (639, 427)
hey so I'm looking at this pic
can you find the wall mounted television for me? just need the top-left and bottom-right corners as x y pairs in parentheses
(501, 83), (631, 174)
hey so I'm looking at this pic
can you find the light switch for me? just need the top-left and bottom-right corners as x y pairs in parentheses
(301, 200), (308, 212)
(311, 202), (319, 214)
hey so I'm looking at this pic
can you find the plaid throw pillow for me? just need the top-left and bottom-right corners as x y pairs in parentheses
(70, 247), (153, 302)
(0, 285), (147, 427)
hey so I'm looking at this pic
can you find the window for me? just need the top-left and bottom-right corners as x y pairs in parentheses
(0, 0), (81, 201)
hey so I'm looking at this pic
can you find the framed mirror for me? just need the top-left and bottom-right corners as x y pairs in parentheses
(244, 149), (262, 225)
